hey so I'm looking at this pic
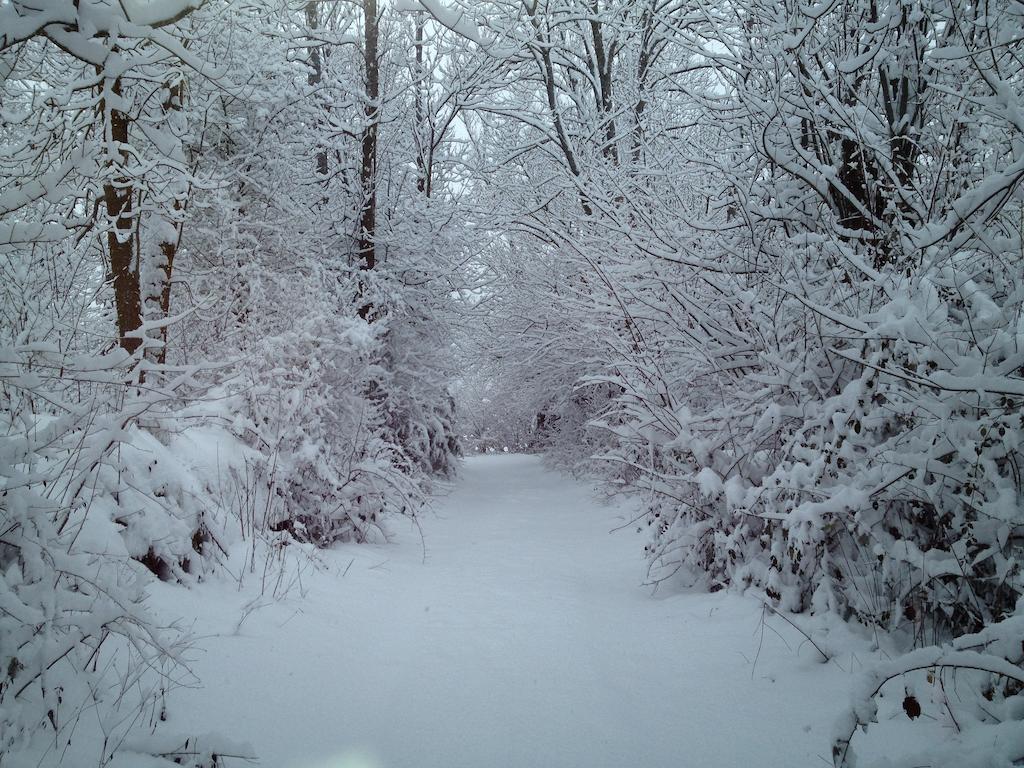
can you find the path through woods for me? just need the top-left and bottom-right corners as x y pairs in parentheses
(153, 456), (875, 768)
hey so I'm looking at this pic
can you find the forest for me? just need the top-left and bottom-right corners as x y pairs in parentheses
(1, 0), (1023, 766)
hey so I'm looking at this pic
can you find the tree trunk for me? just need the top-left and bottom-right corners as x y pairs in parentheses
(104, 76), (144, 358)
(307, 0), (329, 183)
(155, 77), (186, 366)
(357, 0), (379, 319)
(414, 12), (429, 196)
(589, 1), (617, 164)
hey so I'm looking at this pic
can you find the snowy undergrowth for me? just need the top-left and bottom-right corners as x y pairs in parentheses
(831, 608), (1024, 768)
(236, 316), (424, 547)
(0, 346), (250, 766)
(0, 339), (408, 766)
(0, 401), (348, 766)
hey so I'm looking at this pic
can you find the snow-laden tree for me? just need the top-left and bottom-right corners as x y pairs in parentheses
(443, 2), (1023, 761)
(0, 0), (255, 760)
(1, 0), (472, 761)
(442, 0), (693, 467)
(618, 0), (1024, 638)
(459, 0), (1022, 639)
(147, 0), (469, 543)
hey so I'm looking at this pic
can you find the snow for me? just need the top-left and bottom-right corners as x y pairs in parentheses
(415, 0), (481, 44)
(143, 455), (880, 768)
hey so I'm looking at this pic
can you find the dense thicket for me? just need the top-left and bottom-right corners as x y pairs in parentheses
(1, 0), (463, 762)
(452, 1), (1024, 765)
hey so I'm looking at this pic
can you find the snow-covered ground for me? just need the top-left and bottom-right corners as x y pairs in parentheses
(148, 455), (885, 768)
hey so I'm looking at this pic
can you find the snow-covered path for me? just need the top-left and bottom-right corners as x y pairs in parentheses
(157, 455), (862, 768)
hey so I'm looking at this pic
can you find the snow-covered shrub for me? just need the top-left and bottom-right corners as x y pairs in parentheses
(588, 0), (1024, 645)
(236, 315), (422, 546)
(628, 259), (1023, 633)
(832, 606), (1024, 768)
(384, 380), (461, 478)
(376, 289), (462, 480)
(0, 244), (252, 765)
(0, 338), (240, 764)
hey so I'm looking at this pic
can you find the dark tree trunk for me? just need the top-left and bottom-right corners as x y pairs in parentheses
(414, 12), (429, 196)
(104, 77), (144, 358)
(523, 0), (591, 214)
(589, 1), (616, 164)
(631, 3), (659, 166)
(357, 0), (379, 319)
